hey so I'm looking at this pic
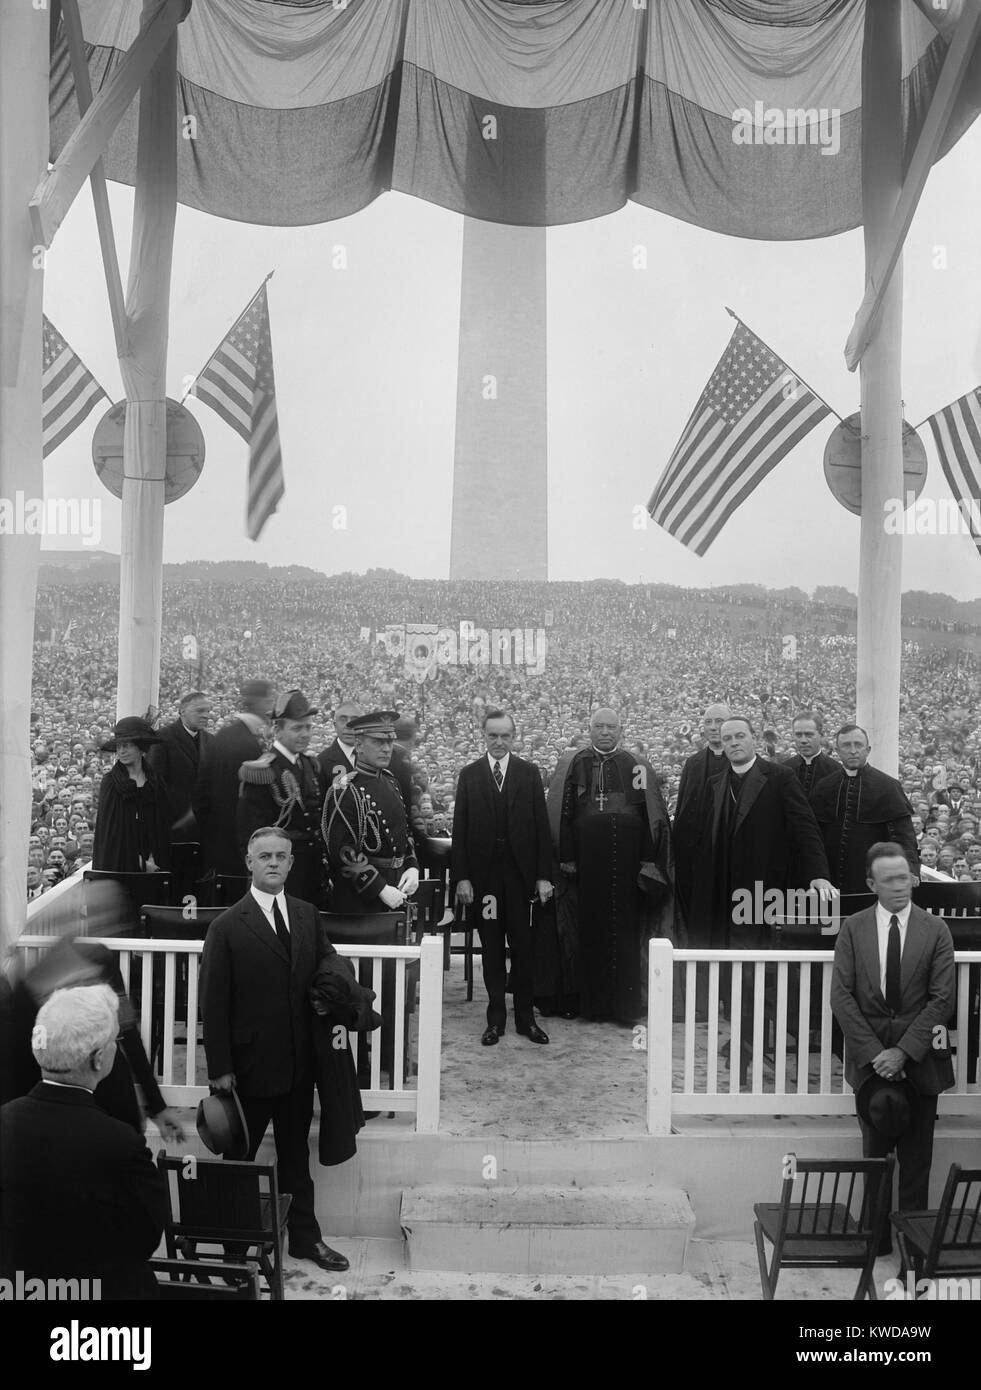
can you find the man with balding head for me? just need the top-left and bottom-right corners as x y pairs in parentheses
(673, 701), (731, 934)
(550, 708), (674, 1024)
(317, 701), (363, 785)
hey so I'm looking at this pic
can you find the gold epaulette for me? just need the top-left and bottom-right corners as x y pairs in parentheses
(239, 753), (276, 785)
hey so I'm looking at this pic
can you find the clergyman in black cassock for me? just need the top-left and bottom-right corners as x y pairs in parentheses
(554, 709), (675, 1025)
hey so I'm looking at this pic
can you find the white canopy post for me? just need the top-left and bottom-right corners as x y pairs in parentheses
(116, 0), (180, 718)
(856, 0), (904, 774)
(0, 6), (49, 955)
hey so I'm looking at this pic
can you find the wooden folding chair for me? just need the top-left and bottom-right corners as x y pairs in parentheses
(754, 1155), (896, 1300)
(149, 1256), (261, 1301)
(892, 1164), (981, 1289)
(157, 1151), (291, 1301)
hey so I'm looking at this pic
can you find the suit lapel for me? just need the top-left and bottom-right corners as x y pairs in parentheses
(505, 755), (519, 811)
(900, 906), (930, 993)
(855, 908), (886, 1005)
(242, 895), (290, 964)
(711, 769), (727, 846)
(732, 759), (766, 837)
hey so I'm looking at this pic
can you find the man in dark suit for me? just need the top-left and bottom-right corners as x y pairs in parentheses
(200, 825), (349, 1273)
(147, 690), (213, 900)
(316, 700), (361, 786)
(194, 679), (275, 879)
(147, 690), (213, 835)
(673, 701), (730, 937)
(237, 689), (328, 907)
(831, 841), (955, 1213)
(780, 710), (839, 796)
(0, 983), (168, 1300)
(689, 717), (836, 1082)
(452, 708), (553, 1046)
(811, 724), (919, 894)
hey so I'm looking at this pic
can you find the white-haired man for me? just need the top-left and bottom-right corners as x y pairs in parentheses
(0, 984), (167, 1300)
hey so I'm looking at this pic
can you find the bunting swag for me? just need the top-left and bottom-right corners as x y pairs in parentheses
(49, 0), (981, 235)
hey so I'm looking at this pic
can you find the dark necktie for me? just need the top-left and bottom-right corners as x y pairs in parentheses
(493, 760), (503, 791)
(885, 914), (901, 1012)
(272, 898), (290, 956)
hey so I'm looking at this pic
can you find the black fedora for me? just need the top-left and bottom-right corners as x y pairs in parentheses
(100, 716), (161, 753)
(196, 1088), (250, 1159)
(856, 1075), (918, 1141)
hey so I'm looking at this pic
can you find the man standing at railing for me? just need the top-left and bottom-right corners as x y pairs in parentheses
(831, 842), (955, 1221)
(201, 825), (350, 1274)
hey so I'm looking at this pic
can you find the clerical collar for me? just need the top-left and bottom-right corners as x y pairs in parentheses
(844, 767), (860, 778)
(590, 744), (619, 758)
(42, 1078), (94, 1094)
(730, 756), (757, 776)
(273, 740), (297, 764)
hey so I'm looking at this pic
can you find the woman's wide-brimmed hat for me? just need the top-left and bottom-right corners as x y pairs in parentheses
(100, 716), (162, 753)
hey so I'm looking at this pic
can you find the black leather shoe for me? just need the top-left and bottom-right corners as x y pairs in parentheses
(288, 1240), (350, 1272)
(481, 1024), (504, 1046)
(516, 1022), (549, 1044)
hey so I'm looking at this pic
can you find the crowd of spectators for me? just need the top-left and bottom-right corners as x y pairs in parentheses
(25, 573), (981, 900)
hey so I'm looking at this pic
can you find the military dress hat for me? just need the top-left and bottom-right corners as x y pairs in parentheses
(196, 1088), (250, 1159)
(100, 716), (162, 752)
(856, 1075), (918, 1141)
(272, 689), (318, 720)
(348, 710), (399, 736)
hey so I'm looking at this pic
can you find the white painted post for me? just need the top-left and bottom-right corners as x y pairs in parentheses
(415, 937), (444, 1134)
(646, 938), (674, 1136)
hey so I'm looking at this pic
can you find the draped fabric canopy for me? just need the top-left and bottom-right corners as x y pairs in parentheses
(48, 0), (981, 237)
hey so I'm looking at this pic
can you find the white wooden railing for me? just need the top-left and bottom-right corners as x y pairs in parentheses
(646, 941), (981, 1135)
(16, 935), (444, 1134)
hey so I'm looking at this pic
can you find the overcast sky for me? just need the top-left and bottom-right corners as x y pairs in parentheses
(42, 114), (981, 599)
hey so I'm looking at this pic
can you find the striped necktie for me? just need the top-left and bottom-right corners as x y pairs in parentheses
(493, 760), (503, 791)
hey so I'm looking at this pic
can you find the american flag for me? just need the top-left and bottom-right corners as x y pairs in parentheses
(648, 320), (831, 555)
(925, 386), (981, 555)
(42, 317), (109, 459)
(191, 282), (284, 540)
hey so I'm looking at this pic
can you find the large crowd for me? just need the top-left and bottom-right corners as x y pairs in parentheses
(26, 574), (981, 899)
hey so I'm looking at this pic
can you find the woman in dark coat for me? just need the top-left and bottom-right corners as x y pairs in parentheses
(92, 716), (172, 873)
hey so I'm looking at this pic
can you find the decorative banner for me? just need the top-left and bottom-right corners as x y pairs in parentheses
(404, 623), (440, 684)
(376, 624), (406, 658)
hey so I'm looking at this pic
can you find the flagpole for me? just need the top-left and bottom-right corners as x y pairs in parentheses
(724, 307), (842, 421)
(181, 269), (275, 403)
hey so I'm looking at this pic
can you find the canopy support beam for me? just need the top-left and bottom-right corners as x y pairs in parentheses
(845, 0), (981, 371)
(116, 0), (180, 719)
(0, 6), (49, 956)
(856, 0), (904, 775)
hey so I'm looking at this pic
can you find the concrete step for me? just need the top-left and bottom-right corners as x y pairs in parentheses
(400, 1184), (694, 1275)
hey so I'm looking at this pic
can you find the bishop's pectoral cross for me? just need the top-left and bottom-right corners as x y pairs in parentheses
(594, 785), (608, 811)
(593, 761), (608, 811)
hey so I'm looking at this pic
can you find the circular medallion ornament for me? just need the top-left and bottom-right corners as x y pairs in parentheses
(92, 398), (205, 503)
(823, 413), (926, 517)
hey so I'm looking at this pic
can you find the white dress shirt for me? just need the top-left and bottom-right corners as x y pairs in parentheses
(272, 740), (298, 765)
(250, 884), (290, 937)
(487, 751), (510, 786)
(874, 900), (910, 997)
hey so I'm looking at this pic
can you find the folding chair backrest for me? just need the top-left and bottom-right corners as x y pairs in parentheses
(140, 904), (222, 939)
(158, 1153), (274, 1246)
(925, 1165), (981, 1271)
(778, 1157), (894, 1244)
(83, 870), (172, 920)
(322, 910), (408, 946)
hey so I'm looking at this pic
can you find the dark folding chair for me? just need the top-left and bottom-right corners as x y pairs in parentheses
(892, 1164), (981, 1289)
(451, 901), (480, 1003)
(157, 1151), (291, 1301)
(149, 1256), (260, 1301)
(754, 1155), (896, 1300)
(140, 904), (223, 1072)
(408, 877), (445, 947)
(214, 873), (250, 907)
(82, 869), (172, 926)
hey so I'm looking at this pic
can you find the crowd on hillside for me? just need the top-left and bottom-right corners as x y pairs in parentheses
(26, 576), (981, 899)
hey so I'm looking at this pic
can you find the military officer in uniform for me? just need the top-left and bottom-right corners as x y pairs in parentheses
(321, 711), (419, 914)
(237, 690), (328, 908)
